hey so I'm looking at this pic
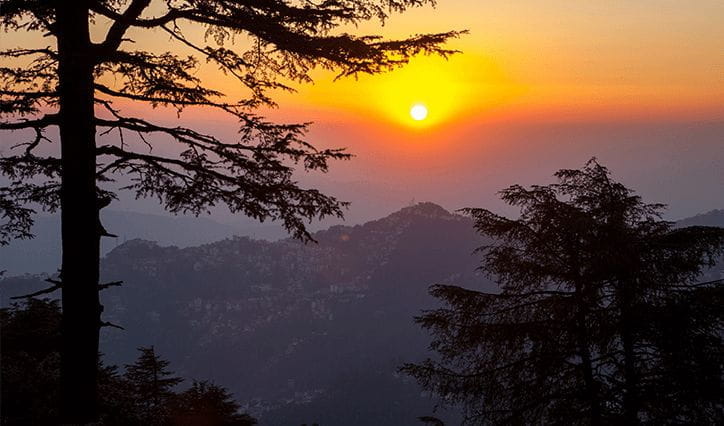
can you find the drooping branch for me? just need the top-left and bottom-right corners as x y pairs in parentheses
(0, 0), (55, 33)
(0, 154), (61, 244)
(89, 2), (184, 29)
(9, 277), (62, 299)
(0, 49), (57, 117)
(0, 113), (59, 130)
(10, 126), (53, 155)
(0, 47), (56, 58)
(89, 1), (439, 32)
(94, 95), (346, 166)
(99, 320), (125, 330)
(98, 280), (123, 290)
(95, 142), (347, 241)
(87, 0), (463, 111)
(160, 25), (289, 108)
(94, 83), (230, 112)
(0, 194), (35, 245)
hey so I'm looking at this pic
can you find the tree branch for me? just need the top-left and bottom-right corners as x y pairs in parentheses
(0, 114), (59, 130)
(98, 280), (123, 291)
(100, 320), (125, 330)
(96, 0), (152, 57)
(10, 278), (62, 299)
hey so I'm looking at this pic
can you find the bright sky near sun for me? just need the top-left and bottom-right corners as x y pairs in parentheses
(260, 0), (724, 128)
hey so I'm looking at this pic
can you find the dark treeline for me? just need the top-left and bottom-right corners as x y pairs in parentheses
(0, 299), (256, 426)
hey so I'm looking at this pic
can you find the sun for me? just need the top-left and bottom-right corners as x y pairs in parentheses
(410, 104), (428, 121)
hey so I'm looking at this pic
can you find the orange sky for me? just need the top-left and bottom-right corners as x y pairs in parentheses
(2, 1), (724, 222)
(75, 0), (724, 128)
(3, 0), (722, 127)
(94, 0), (724, 146)
(261, 0), (724, 127)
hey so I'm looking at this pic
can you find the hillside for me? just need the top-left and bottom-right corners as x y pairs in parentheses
(99, 203), (486, 424)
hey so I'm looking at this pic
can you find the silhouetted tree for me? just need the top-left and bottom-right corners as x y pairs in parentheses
(403, 159), (724, 424)
(97, 361), (139, 426)
(0, 1), (461, 422)
(169, 380), (257, 426)
(123, 346), (184, 425)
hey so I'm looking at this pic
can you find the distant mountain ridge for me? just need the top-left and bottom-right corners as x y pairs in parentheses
(0, 209), (286, 275)
(3, 203), (722, 276)
(98, 202), (485, 425)
(675, 209), (724, 228)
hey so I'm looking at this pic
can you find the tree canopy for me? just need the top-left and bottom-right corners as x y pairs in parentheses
(404, 159), (724, 424)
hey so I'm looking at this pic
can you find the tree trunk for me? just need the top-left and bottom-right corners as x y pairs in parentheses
(56, 3), (101, 424)
(570, 254), (602, 425)
(574, 282), (602, 426)
(621, 285), (639, 425)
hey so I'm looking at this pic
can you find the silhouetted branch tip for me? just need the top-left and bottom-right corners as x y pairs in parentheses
(99, 281), (123, 290)
(11, 282), (62, 299)
(100, 321), (125, 331)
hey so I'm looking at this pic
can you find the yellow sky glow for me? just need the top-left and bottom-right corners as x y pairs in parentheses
(2, 0), (722, 129)
(275, 52), (521, 130)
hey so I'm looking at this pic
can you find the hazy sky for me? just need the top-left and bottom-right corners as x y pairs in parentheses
(2, 0), (723, 227)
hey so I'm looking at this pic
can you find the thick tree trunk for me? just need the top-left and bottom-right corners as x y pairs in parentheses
(570, 256), (602, 425)
(56, 3), (101, 424)
(574, 283), (602, 426)
(621, 287), (639, 425)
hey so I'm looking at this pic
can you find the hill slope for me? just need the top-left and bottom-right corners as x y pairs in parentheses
(91, 203), (486, 424)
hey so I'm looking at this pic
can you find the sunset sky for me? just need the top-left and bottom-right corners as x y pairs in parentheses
(2, 0), (723, 225)
(281, 0), (724, 125)
(173, 0), (724, 223)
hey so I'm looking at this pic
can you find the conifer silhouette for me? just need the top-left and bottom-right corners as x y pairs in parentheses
(123, 346), (184, 425)
(404, 159), (724, 424)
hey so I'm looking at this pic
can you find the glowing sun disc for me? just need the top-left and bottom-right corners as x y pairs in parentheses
(410, 104), (428, 121)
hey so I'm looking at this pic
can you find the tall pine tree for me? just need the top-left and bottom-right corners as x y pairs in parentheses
(124, 346), (184, 425)
(404, 159), (724, 424)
